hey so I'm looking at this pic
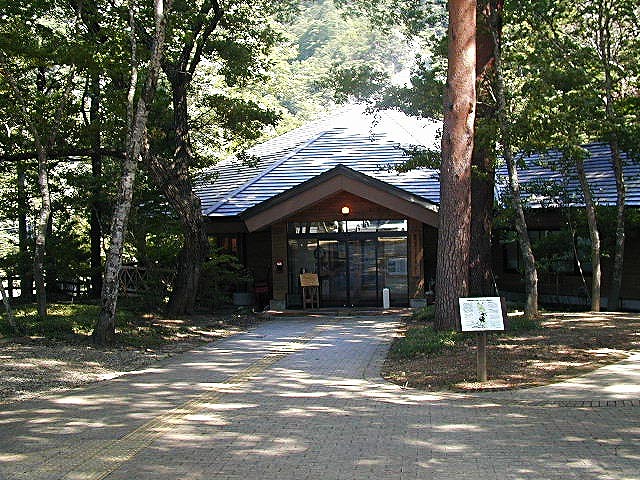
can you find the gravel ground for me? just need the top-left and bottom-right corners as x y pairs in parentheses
(0, 316), (249, 405)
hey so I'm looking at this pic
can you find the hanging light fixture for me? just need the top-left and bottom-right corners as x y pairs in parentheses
(341, 206), (350, 216)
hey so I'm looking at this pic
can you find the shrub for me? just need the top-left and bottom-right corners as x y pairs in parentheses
(389, 326), (459, 358)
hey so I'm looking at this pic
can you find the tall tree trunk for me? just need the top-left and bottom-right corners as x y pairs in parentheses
(145, 151), (209, 315)
(435, 0), (477, 331)
(93, 0), (171, 344)
(74, 0), (106, 298)
(469, 0), (502, 297)
(0, 62), (72, 320)
(470, 146), (495, 296)
(608, 140), (625, 310)
(597, 4), (625, 311)
(145, 73), (209, 315)
(490, 15), (538, 318)
(17, 162), (33, 301)
(575, 156), (601, 311)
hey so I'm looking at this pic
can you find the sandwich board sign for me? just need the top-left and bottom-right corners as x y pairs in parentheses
(459, 297), (505, 332)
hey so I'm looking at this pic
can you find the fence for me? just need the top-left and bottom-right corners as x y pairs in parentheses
(1, 266), (175, 301)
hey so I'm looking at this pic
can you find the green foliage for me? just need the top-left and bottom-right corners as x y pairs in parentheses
(389, 325), (459, 359)
(506, 315), (541, 332)
(197, 247), (253, 310)
(0, 303), (97, 338)
(411, 304), (435, 322)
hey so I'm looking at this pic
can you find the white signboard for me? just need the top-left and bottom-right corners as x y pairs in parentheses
(459, 297), (505, 332)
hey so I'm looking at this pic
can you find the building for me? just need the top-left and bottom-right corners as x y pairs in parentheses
(494, 143), (640, 310)
(196, 108), (640, 310)
(195, 108), (441, 309)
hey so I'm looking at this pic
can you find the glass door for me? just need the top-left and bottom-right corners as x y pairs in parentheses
(349, 239), (378, 306)
(318, 239), (348, 306)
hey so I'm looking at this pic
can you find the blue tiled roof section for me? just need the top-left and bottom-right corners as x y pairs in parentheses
(496, 143), (640, 207)
(196, 107), (441, 217)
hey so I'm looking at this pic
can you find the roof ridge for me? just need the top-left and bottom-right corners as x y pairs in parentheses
(205, 130), (330, 214)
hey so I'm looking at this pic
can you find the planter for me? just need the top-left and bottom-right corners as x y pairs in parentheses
(232, 292), (255, 306)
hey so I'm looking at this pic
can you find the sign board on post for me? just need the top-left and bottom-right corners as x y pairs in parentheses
(459, 297), (505, 332)
(459, 297), (505, 383)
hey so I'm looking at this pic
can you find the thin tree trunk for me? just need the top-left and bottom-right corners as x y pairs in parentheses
(89, 72), (104, 298)
(490, 16), (538, 318)
(470, 147), (495, 297)
(434, 0), (477, 331)
(93, 0), (172, 344)
(597, 3), (625, 310)
(17, 162), (33, 301)
(33, 146), (51, 319)
(148, 73), (209, 315)
(1, 273), (20, 335)
(75, 0), (105, 299)
(608, 140), (625, 310)
(0, 61), (74, 320)
(575, 156), (601, 311)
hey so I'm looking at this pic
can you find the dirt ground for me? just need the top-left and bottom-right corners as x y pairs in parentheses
(0, 313), (256, 405)
(382, 312), (640, 392)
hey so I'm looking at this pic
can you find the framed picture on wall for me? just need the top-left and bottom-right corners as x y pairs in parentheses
(387, 257), (407, 276)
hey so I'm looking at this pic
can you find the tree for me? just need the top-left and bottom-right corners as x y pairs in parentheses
(0, 3), (80, 319)
(469, 0), (502, 297)
(505, 0), (639, 312)
(93, 0), (172, 344)
(434, 0), (476, 330)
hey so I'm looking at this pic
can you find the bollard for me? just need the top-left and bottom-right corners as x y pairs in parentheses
(382, 288), (390, 309)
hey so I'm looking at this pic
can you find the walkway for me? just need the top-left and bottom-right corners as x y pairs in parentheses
(0, 317), (638, 480)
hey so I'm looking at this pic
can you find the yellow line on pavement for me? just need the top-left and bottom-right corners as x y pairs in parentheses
(27, 325), (328, 480)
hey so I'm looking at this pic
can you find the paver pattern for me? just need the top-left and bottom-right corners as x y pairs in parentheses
(1, 317), (638, 480)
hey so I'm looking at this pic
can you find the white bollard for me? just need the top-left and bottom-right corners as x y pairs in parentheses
(382, 288), (390, 309)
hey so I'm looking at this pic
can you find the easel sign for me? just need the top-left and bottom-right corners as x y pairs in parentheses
(299, 273), (320, 287)
(459, 297), (504, 382)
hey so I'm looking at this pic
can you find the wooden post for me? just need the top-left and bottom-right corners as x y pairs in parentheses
(477, 331), (487, 382)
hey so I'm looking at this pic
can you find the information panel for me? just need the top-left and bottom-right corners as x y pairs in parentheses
(459, 297), (505, 332)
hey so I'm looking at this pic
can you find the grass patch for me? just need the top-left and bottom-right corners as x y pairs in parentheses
(0, 303), (156, 342)
(411, 305), (435, 322)
(507, 315), (541, 332)
(389, 325), (460, 359)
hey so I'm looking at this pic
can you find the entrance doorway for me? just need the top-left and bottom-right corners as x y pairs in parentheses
(287, 220), (408, 307)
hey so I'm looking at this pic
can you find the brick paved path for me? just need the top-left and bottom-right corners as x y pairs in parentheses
(1, 317), (638, 480)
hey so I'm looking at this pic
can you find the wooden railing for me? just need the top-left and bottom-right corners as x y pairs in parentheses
(1, 266), (175, 300)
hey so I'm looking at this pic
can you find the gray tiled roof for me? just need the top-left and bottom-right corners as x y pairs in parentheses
(497, 143), (640, 207)
(195, 107), (441, 217)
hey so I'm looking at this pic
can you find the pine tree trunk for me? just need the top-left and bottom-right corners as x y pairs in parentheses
(470, 146), (495, 296)
(469, 0), (501, 297)
(434, 0), (477, 331)
(575, 156), (601, 311)
(490, 15), (538, 318)
(607, 140), (625, 310)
